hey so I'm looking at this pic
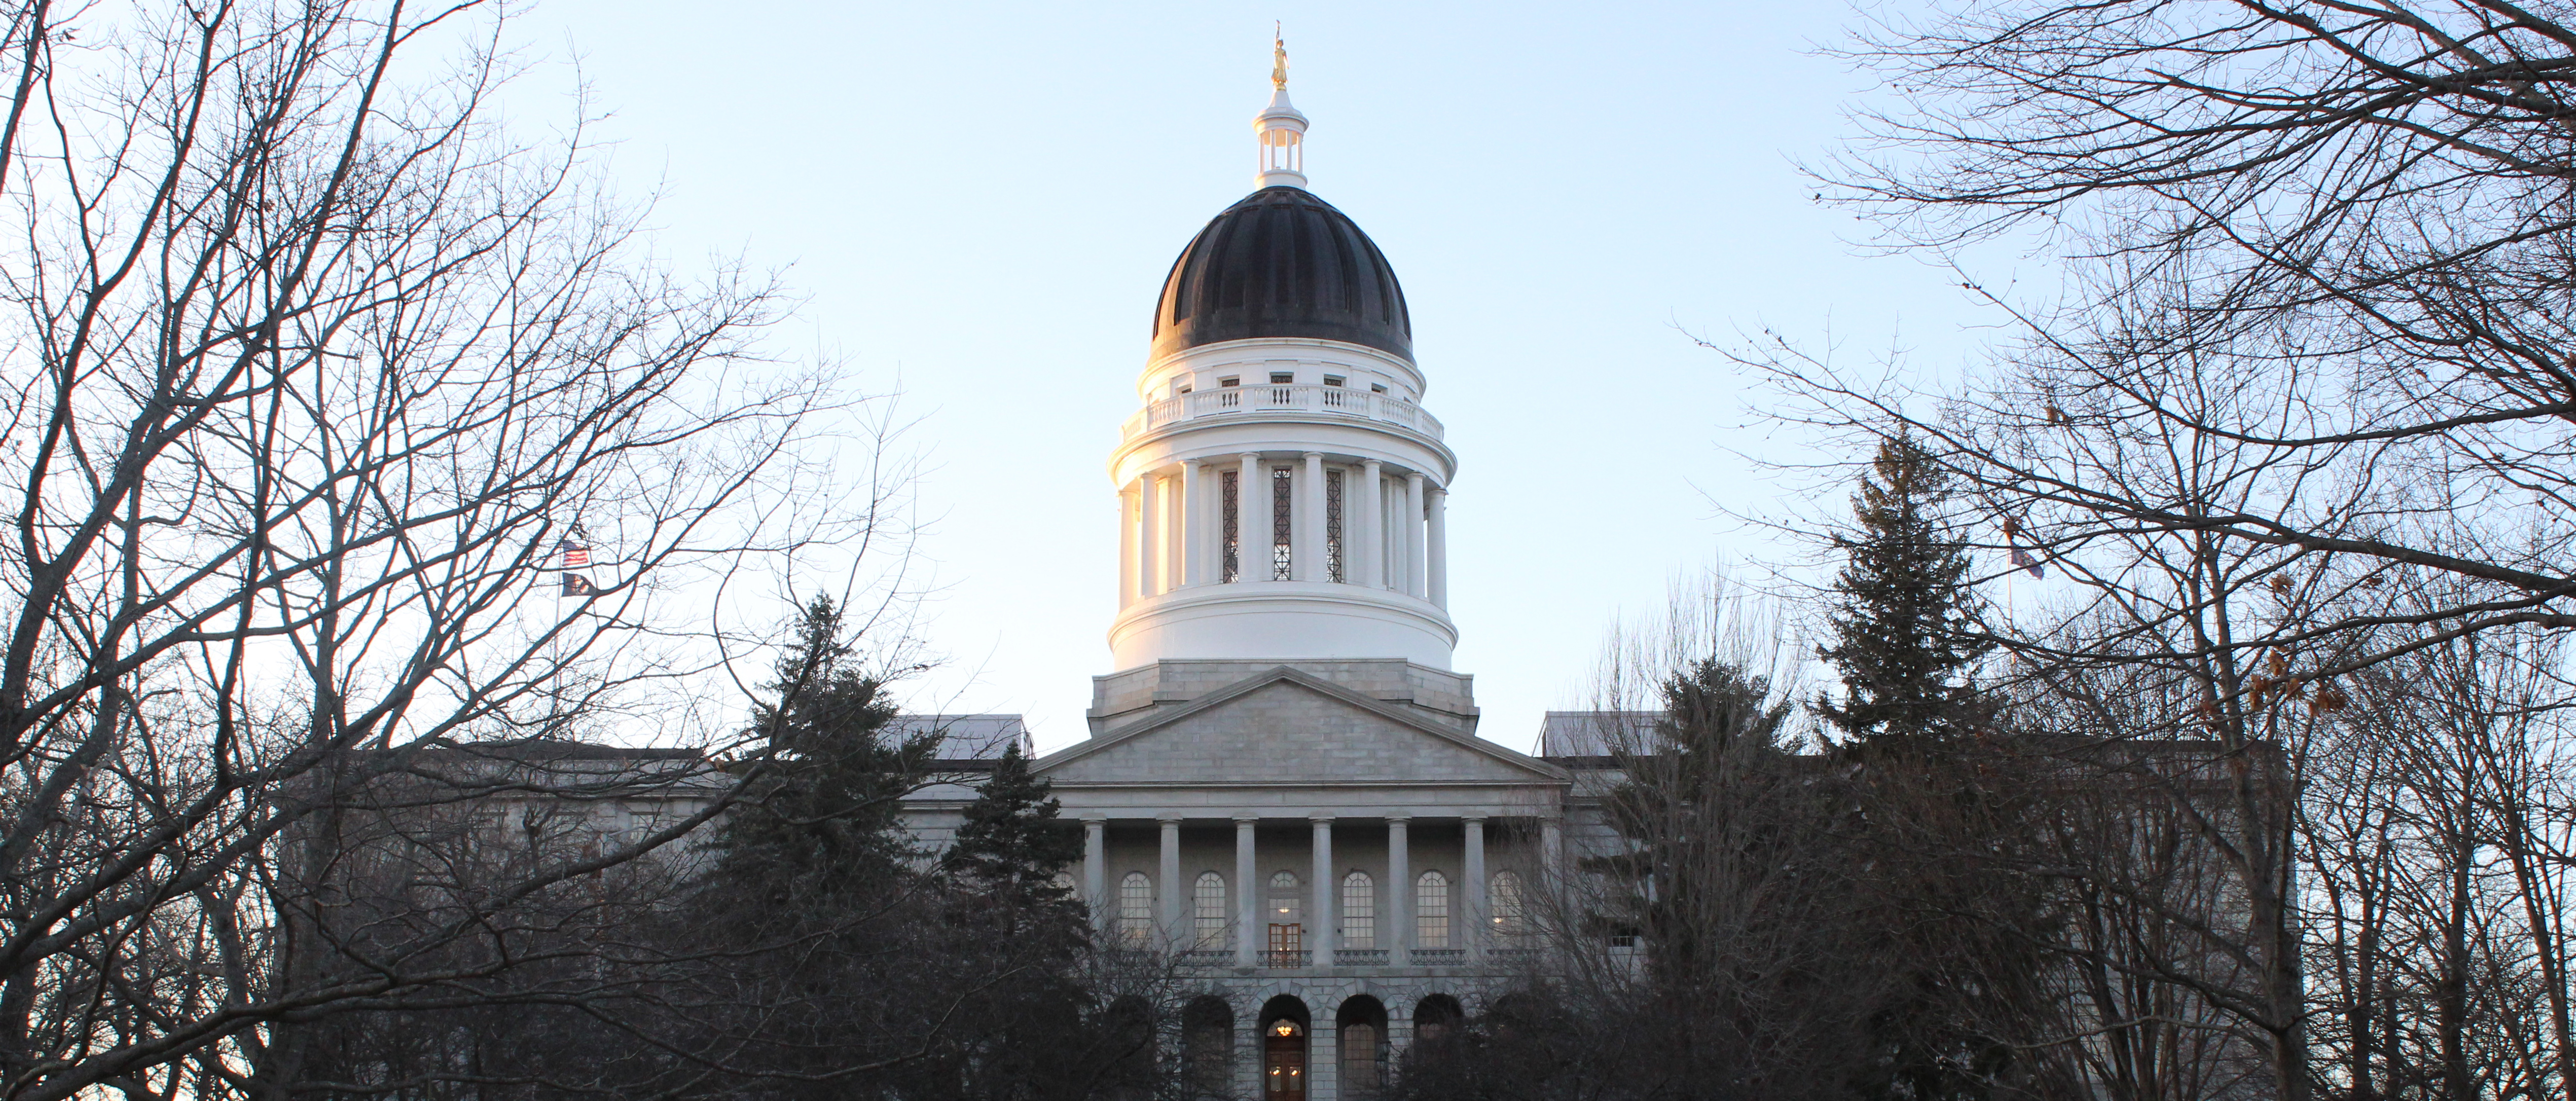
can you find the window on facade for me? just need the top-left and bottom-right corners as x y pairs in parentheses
(1271, 467), (1293, 580)
(1220, 377), (1239, 387)
(1416, 870), (1452, 948)
(1118, 872), (1153, 944)
(1324, 469), (1345, 582)
(1178, 384), (1193, 395)
(1186, 1005), (1232, 1098)
(1194, 871), (1228, 948)
(1266, 871), (1303, 961)
(1490, 870), (1527, 938)
(1220, 469), (1240, 583)
(1370, 383), (1388, 394)
(1340, 870), (1375, 948)
(1323, 375), (1345, 386)
(1269, 372), (1295, 384)
(1341, 1022), (1380, 1096)
(1267, 871), (1302, 927)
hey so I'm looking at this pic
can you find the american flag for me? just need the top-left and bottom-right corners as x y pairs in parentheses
(561, 573), (595, 597)
(557, 536), (589, 569)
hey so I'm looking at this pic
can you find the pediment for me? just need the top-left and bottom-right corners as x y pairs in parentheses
(1034, 666), (1565, 787)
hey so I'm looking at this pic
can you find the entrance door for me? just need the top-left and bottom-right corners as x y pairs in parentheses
(1263, 1019), (1306, 1100)
(1267, 922), (1303, 967)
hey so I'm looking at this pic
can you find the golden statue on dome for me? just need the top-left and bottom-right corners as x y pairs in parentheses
(1272, 25), (1289, 90)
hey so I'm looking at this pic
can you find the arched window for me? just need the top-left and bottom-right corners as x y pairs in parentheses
(1193, 871), (1228, 948)
(1340, 871), (1375, 948)
(1337, 995), (1389, 1099)
(1417, 870), (1451, 948)
(1118, 872), (1153, 943)
(1341, 1022), (1379, 1096)
(1267, 870), (1302, 925)
(1490, 870), (1527, 938)
(1266, 871), (1303, 961)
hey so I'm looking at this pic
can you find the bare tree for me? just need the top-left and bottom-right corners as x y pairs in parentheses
(2302, 583), (2576, 1100)
(1720, 10), (2576, 1097)
(0, 2), (902, 1098)
(1752, 0), (2576, 671)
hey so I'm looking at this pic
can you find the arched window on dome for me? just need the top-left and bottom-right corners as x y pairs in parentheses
(1271, 468), (1294, 580)
(1193, 871), (1228, 949)
(1220, 468), (1241, 583)
(1340, 870), (1375, 949)
(1118, 872), (1153, 944)
(1416, 870), (1452, 949)
(1325, 469), (1346, 582)
(1490, 870), (1528, 940)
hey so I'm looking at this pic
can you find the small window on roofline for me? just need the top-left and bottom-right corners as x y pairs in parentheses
(1270, 372), (1295, 384)
(1177, 384), (1192, 395)
(1323, 375), (1345, 387)
(1370, 383), (1388, 394)
(1219, 377), (1240, 387)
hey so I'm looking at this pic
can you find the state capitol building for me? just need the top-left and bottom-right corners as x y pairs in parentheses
(897, 50), (1611, 1101)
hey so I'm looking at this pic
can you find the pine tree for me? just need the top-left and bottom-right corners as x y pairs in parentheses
(704, 595), (928, 908)
(943, 742), (1084, 930)
(1814, 437), (2033, 1100)
(1817, 431), (1994, 748)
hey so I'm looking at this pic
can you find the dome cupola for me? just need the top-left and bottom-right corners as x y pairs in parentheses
(1105, 41), (1457, 674)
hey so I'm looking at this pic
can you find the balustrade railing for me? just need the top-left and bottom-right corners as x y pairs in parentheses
(1411, 947), (1468, 964)
(1334, 948), (1390, 967)
(1122, 383), (1444, 441)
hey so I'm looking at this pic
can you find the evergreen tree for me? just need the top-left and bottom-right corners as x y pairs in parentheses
(943, 742), (1084, 932)
(705, 595), (929, 898)
(1817, 431), (1995, 747)
(1813, 437), (2037, 1100)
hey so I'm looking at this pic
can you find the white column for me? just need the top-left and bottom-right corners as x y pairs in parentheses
(1159, 817), (1183, 946)
(1311, 816), (1334, 964)
(1184, 461), (1211, 586)
(1083, 817), (1107, 931)
(1404, 473), (1427, 599)
(1464, 816), (1487, 960)
(1428, 485), (1449, 610)
(1296, 452), (1325, 582)
(1358, 459), (1384, 588)
(1117, 487), (1138, 607)
(1137, 472), (1162, 598)
(1172, 465), (1196, 589)
(1239, 452), (1266, 582)
(1235, 815), (1258, 967)
(1541, 817), (1564, 884)
(1387, 815), (1411, 966)
(1167, 472), (1188, 592)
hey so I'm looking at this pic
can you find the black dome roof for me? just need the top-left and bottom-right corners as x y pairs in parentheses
(1151, 187), (1412, 362)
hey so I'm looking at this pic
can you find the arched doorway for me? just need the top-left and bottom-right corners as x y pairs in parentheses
(1102, 995), (1156, 1101)
(1257, 995), (1311, 1100)
(1182, 996), (1233, 1099)
(1412, 993), (1464, 1044)
(1337, 995), (1390, 1099)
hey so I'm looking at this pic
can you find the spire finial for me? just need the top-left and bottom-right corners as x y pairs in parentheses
(1255, 28), (1309, 189)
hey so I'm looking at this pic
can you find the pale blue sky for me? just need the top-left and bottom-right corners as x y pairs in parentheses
(511, 0), (2000, 752)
